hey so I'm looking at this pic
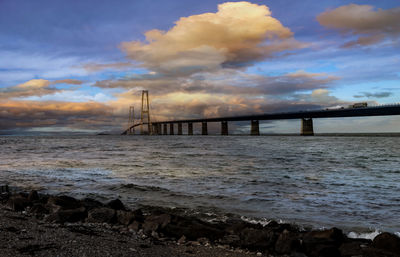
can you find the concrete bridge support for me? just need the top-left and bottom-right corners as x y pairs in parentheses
(251, 120), (260, 136)
(157, 124), (162, 135)
(202, 122), (208, 135)
(188, 122), (193, 135)
(221, 121), (228, 135)
(163, 124), (167, 135)
(301, 118), (314, 136)
(152, 124), (158, 135)
(170, 123), (174, 135)
(178, 123), (183, 135)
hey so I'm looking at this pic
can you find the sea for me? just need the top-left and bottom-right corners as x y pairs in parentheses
(0, 135), (399, 237)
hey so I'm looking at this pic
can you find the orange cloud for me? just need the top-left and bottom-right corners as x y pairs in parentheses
(0, 100), (115, 130)
(121, 1), (305, 75)
(317, 4), (400, 47)
(82, 62), (133, 72)
(0, 78), (84, 100)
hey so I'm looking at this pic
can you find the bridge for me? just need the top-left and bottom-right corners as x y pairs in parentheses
(122, 100), (400, 136)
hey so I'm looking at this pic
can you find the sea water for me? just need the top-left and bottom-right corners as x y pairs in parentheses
(0, 135), (399, 235)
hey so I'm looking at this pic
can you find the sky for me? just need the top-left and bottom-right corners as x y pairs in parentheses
(0, 0), (400, 134)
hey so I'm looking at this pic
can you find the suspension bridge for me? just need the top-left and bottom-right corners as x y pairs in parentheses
(122, 91), (400, 136)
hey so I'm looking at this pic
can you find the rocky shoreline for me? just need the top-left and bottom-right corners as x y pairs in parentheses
(1, 186), (400, 257)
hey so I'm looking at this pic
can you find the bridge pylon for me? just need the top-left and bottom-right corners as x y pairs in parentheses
(128, 106), (135, 135)
(140, 90), (152, 135)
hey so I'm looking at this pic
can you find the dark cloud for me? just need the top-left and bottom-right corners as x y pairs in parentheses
(317, 4), (400, 47)
(354, 92), (393, 98)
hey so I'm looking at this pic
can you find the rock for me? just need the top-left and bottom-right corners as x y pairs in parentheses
(128, 221), (140, 232)
(107, 199), (126, 211)
(28, 190), (39, 202)
(304, 228), (344, 244)
(86, 207), (116, 223)
(29, 203), (50, 216)
(274, 230), (301, 254)
(116, 210), (135, 225)
(339, 240), (370, 257)
(80, 198), (104, 211)
(46, 207), (87, 223)
(132, 209), (144, 222)
(239, 227), (277, 251)
(302, 227), (344, 256)
(372, 232), (400, 255)
(47, 195), (81, 211)
(219, 234), (241, 245)
(162, 215), (225, 241)
(7, 195), (31, 211)
(142, 213), (171, 234)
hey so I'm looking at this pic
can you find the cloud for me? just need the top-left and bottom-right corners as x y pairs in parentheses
(0, 78), (84, 100)
(51, 79), (83, 85)
(317, 4), (400, 47)
(95, 69), (338, 96)
(120, 1), (305, 75)
(0, 100), (115, 130)
(82, 62), (133, 72)
(354, 91), (393, 98)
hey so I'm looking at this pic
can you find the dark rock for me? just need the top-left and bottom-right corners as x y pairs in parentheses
(29, 203), (50, 216)
(339, 239), (370, 257)
(7, 195), (31, 211)
(161, 215), (225, 241)
(304, 228), (344, 244)
(46, 207), (87, 223)
(28, 190), (39, 202)
(132, 209), (144, 222)
(80, 198), (104, 211)
(116, 210), (135, 225)
(239, 227), (277, 251)
(362, 247), (398, 257)
(86, 207), (116, 223)
(275, 230), (301, 254)
(143, 213), (171, 234)
(47, 195), (81, 211)
(302, 228), (344, 257)
(372, 232), (400, 255)
(309, 245), (341, 257)
(128, 221), (140, 231)
(219, 234), (241, 245)
(107, 199), (126, 211)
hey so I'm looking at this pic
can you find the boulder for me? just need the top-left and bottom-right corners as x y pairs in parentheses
(107, 199), (126, 211)
(142, 213), (171, 234)
(7, 195), (31, 211)
(274, 230), (301, 254)
(116, 210), (136, 225)
(239, 227), (277, 251)
(46, 207), (87, 223)
(372, 232), (400, 255)
(29, 203), (50, 216)
(28, 190), (40, 202)
(86, 207), (116, 223)
(302, 228), (344, 257)
(47, 195), (81, 211)
(80, 198), (104, 211)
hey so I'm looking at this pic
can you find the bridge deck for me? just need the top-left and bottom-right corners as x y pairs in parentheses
(152, 105), (400, 124)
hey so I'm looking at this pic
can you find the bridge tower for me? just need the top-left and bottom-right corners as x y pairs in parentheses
(128, 106), (135, 135)
(140, 90), (152, 135)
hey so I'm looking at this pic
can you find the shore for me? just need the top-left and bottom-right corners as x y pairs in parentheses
(1, 187), (400, 257)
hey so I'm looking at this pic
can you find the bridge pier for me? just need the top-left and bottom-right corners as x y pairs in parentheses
(188, 122), (193, 135)
(163, 124), (167, 135)
(157, 124), (162, 135)
(170, 123), (174, 135)
(301, 118), (314, 136)
(152, 124), (157, 135)
(251, 120), (260, 136)
(221, 121), (228, 135)
(202, 122), (208, 135)
(178, 123), (183, 135)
